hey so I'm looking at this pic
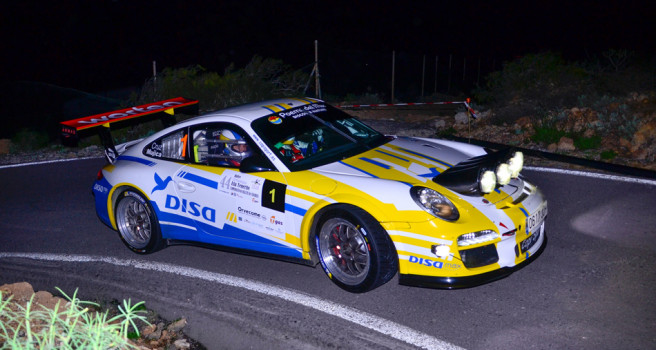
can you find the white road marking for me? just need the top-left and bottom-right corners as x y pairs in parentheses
(0, 156), (102, 169)
(525, 166), (656, 186)
(0, 252), (464, 350)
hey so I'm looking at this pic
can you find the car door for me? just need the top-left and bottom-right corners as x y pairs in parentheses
(173, 122), (299, 257)
(141, 127), (197, 240)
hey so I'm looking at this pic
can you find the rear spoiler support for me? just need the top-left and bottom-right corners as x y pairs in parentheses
(60, 97), (198, 163)
(98, 124), (118, 163)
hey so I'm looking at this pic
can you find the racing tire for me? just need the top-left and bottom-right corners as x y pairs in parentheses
(315, 206), (398, 293)
(115, 189), (165, 254)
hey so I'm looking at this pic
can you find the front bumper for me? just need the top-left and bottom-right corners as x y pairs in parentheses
(398, 231), (547, 289)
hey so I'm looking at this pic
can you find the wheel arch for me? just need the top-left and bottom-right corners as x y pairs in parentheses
(107, 183), (153, 230)
(300, 200), (397, 265)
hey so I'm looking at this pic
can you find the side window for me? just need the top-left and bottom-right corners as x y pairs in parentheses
(190, 124), (254, 168)
(143, 129), (188, 161)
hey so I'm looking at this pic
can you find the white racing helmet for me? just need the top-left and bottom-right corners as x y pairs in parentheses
(219, 129), (252, 164)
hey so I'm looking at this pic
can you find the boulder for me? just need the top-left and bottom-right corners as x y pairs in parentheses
(454, 111), (469, 124)
(0, 282), (34, 302)
(167, 318), (187, 333)
(631, 121), (656, 151)
(515, 116), (533, 129)
(557, 137), (576, 152)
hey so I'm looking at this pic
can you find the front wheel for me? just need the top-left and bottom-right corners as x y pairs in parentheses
(316, 206), (398, 293)
(115, 189), (165, 254)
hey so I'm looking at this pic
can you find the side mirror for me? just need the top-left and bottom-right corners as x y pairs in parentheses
(240, 155), (276, 173)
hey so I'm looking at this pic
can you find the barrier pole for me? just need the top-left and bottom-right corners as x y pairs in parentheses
(421, 54), (426, 98)
(314, 40), (321, 99)
(434, 55), (438, 95)
(391, 50), (396, 103)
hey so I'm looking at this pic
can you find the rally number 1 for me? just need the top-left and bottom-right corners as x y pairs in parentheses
(262, 180), (286, 212)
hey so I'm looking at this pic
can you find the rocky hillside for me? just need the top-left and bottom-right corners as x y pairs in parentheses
(353, 91), (656, 172)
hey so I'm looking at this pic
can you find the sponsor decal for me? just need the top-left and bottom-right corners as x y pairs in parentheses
(93, 183), (108, 194)
(125, 191), (147, 205)
(145, 143), (163, 158)
(444, 262), (462, 269)
(75, 101), (182, 125)
(225, 174), (260, 200)
(409, 256), (443, 269)
(164, 194), (216, 223)
(238, 206), (263, 219)
(268, 116), (282, 124)
(269, 215), (283, 225)
(226, 212), (238, 223)
(277, 103), (327, 119)
(151, 173), (173, 194)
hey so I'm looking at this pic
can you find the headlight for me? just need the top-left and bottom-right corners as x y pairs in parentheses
(479, 170), (496, 194)
(508, 151), (524, 178)
(410, 187), (460, 221)
(457, 229), (499, 246)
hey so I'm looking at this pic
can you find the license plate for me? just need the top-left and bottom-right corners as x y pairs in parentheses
(520, 222), (543, 253)
(526, 201), (548, 234)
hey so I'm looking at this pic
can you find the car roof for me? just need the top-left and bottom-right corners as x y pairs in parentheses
(196, 97), (322, 122)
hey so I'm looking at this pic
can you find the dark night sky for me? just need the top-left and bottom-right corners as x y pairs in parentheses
(2, 0), (654, 93)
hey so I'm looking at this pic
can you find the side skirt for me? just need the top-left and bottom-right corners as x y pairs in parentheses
(166, 239), (318, 267)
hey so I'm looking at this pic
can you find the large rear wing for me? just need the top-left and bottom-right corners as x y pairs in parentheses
(60, 97), (198, 162)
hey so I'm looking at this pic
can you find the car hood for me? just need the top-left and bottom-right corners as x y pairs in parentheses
(312, 136), (483, 181)
(311, 136), (522, 204)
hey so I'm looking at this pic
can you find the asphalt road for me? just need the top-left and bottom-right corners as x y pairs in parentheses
(1, 158), (655, 349)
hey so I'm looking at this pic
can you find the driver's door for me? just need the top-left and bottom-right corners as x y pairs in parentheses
(173, 122), (298, 256)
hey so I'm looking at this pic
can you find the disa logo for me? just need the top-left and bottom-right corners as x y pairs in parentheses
(165, 195), (216, 222)
(409, 256), (443, 269)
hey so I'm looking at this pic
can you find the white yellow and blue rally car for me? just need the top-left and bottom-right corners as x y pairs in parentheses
(61, 97), (547, 292)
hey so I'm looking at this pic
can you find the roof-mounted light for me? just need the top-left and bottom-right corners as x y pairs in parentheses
(479, 170), (496, 194)
(496, 163), (512, 185)
(508, 151), (524, 178)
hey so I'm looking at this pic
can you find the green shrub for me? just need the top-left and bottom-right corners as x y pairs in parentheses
(573, 135), (602, 150)
(0, 288), (148, 349)
(11, 129), (50, 151)
(531, 126), (566, 145)
(530, 108), (567, 144)
(600, 150), (618, 160)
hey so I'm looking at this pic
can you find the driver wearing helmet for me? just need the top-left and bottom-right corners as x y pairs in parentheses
(219, 129), (252, 167)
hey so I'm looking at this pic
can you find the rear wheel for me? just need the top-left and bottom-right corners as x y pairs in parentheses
(315, 206), (397, 292)
(115, 189), (164, 254)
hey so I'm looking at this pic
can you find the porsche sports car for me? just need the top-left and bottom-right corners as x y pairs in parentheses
(62, 97), (547, 292)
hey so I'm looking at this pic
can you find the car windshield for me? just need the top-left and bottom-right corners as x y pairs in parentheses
(251, 103), (390, 171)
